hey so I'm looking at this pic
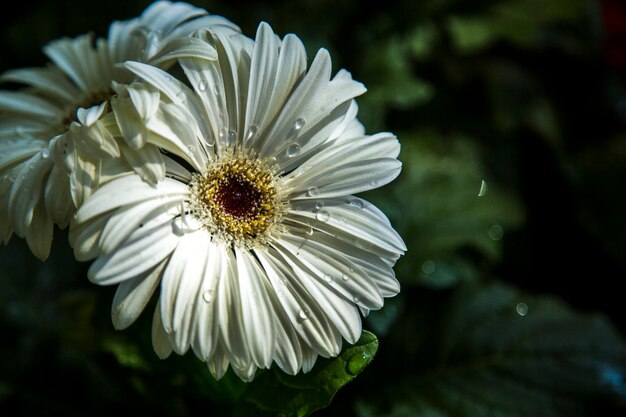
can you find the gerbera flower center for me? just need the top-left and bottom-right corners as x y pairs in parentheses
(189, 153), (283, 247)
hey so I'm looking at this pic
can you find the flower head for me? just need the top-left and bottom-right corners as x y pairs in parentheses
(71, 22), (405, 381)
(0, 1), (238, 260)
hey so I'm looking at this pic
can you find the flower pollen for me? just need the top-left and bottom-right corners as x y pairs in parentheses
(189, 153), (283, 247)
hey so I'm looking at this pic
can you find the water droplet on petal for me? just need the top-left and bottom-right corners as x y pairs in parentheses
(198, 79), (208, 92)
(294, 117), (306, 131)
(316, 210), (330, 222)
(315, 201), (324, 210)
(516, 302), (528, 316)
(346, 351), (372, 376)
(286, 143), (301, 157)
(323, 274), (333, 283)
(306, 227), (314, 236)
(176, 91), (186, 103)
(202, 290), (214, 303)
(187, 145), (195, 153)
(342, 274), (350, 281)
(369, 179), (378, 187)
(307, 186), (319, 197)
(41, 149), (50, 159)
(349, 199), (363, 209)
(297, 308), (309, 324)
(478, 179), (488, 197)
(353, 296), (361, 303)
(246, 125), (258, 141)
(488, 224), (504, 241)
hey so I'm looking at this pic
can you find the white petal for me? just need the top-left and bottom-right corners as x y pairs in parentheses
(271, 240), (363, 345)
(191, 241), (222, 361)
(8, 151), (53, 236)
(160, 230), (211, 354)
(255, 247), (342, 356)
(1, 66), (81, 103)
(235, 247), (276, 368)
(152, 302), (173, 359)
(282, 133), (402, 198)
(25, 201), (53, 261)
(44, 163), (74, 228)
(98, 193), (181, 254)
(215, 247), (251, 369)
(120, 143), (165, 185)
(287, 197), (406, 255)
(0, 91), (62, 120)
(74, 175), (187, 223)
(112, 257), (167, 330)
(278, 232), (384, 310)
(88, 210), (179, 285)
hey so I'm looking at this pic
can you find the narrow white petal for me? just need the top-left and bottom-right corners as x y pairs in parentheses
(215, 247), (251, 369)
(235, 247), (276, 368)
(112, 257), (167, 330)
(271, 240), (363, 345)
(8, 152), (53, 236)
(160, 231), (211, 354)
(0, 91), (62, 120)
(44, 163), (74, 228)
(88, 211), (179, 285)
(282, 134), (402, 198)
(152, 302), (173, 359)
(287, 197), (406, 255)
(278, 232), (384, 310)
(120, 143), (165, 185)
(191, 242), (222, 361)
(74, 175), (187, 223)
(256, 247), (342, 356)
(25, 201), (53, 261)
(1, 66), (81, 102)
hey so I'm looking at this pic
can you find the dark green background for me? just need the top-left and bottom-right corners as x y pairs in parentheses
(2, 0), (626, 416)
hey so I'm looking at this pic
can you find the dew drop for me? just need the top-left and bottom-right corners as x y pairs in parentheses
(369, 179), (378, 187)
(187, 145), (195, 153)
(349, 199), (363, 209)
(41, 149), (50, 159)
(478, 179), (488, 197)
(323, 274), (333, 283)
(286, 143), (301, 157)
(294, 117), (306, 131)
(316, 210), (330, 222)
(220, 127), (237, 146)
(353, 296), (361, 303)
(202, 289), (214, 303)
(307, 186), (320, 197)
(346, 351), (372, 376)
(515, 302), (528, 317)
(176, 91), (186, 103)
(246, 125), (258, 141)
(306, 227), (314, 236)
(297, 308), (309, 324)
(488, 224), (504, 241)
(341, 273), (350, 281)
(314, 201), (324, 210)
(198, 79), (208, 92)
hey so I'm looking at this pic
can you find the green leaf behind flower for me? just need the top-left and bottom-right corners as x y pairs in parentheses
(245, 331), (378, 417)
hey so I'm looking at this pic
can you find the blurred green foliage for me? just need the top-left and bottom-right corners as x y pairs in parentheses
(2, 0), (626, 416)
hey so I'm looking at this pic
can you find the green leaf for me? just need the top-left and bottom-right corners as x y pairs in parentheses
(363, 283), (626, 417)
(245, 331), (379, 417)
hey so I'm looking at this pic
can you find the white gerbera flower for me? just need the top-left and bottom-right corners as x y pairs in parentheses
(0, 1), (238, 260)
(70, 23), (405, 381)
